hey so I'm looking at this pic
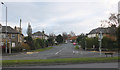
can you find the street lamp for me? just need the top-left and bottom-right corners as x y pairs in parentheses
(1, 2), (8, 53)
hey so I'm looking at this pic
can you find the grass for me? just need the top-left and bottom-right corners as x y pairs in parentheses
(2, 57), (119, 66)
(31, 47), (54, 52)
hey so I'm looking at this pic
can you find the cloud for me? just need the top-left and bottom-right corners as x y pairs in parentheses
(1, 1), (119, 36)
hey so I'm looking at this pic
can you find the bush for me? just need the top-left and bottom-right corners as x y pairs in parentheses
(78, 37), (98, 49)
(102, 37), (118, 49)
(78, 35), (118, 51)
(75, 45), (80, 49)
(45, 40), (49, 47)
(33, 39), (41, 49)
(12, 46), (22, 52)
(21, 43), (30, 51)
(56, 34), (63, 44)
(24, 36), (34, 50)
(47, 38), (54, 46)
(81, 37), (118, 50)
(12, 43), (30, 52)
(33, 38), (49, 49)
(117, 25), (120, 48)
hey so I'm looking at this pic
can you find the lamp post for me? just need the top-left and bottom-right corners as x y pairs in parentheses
(9, 38), (11, 54)
(1, 2), (8, 53)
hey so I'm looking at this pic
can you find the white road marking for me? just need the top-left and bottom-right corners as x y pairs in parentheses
(55, 47), (66, 55)
(55, 52), (59, 55)
(55, 50), (62, 55)
(73, 51), (75, 54)
(73, 51), (79, 54)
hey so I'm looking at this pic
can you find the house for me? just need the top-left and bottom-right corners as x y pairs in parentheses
(69, 36), (77, 41)
(87, 25), (117, 41)
(32, 31), (48, 40)
(14, 26), (24, 43)
(0, 25), (24, 48)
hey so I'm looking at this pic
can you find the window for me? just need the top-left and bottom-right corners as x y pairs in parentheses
(0, 42), (4, 46)
(2, 34), (6, 38)
(11, 34), (15, 38)
(12, 42), (15, 47)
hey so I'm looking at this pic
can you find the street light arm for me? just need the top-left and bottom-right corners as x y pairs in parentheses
(1, 2), (4, 4)
(1, 2), (7, 7)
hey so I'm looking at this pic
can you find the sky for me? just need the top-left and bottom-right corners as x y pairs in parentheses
(0, 0), (119, 36)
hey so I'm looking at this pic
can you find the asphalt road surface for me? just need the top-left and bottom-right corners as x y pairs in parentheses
(5, 63), (119, 68)
(2, 43), (118, 60)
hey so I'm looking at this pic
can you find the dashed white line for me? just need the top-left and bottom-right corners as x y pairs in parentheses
(55, 52), (59, 55)
(73, 51), (79, 54)
(55, 50), (62, 55)
(55, 47), (66, 55)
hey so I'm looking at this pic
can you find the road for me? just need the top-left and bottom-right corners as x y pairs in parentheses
(2, 43), (118, 60)
(5, 63), (119, 68)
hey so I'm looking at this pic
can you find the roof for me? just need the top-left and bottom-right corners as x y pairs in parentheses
(70, 36), (77, 40)
(88, 26), (116, 34)
(32, 31), (48, 37)
(2, 26), (20, 34)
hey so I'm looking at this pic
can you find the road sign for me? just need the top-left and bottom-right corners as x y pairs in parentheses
(98, 31), (103, 41)
(98, 31), (103, 56)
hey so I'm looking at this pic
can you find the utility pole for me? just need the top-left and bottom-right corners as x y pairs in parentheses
(9, 38), (11, 54)
(1, 2), (8, 53)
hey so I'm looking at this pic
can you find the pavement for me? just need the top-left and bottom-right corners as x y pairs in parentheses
(2, 43), (118, 60)
(4, 62), (119, 68)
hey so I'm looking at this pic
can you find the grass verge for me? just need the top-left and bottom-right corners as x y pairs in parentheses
(2, 57), (119, 66)
(32, 47), (53, 52)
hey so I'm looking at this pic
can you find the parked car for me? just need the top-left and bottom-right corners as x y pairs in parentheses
(73, 42), (77, 45)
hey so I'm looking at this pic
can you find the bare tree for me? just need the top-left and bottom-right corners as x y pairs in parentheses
(70, 31), (76, 37)
(62, 32), (68, 42)
(109, 13), (118, 25)
(101, 13), (119, 28)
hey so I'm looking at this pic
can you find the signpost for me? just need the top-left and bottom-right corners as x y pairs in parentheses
(9, 38), (11, 54)
(85, 40), (87, 51)
(98, 31), (103, 56)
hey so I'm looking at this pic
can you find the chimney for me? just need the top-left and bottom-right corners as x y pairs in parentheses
(20, 19), (22, 33)
(42, 29), (44, 34)
(14, 26), (16, 30)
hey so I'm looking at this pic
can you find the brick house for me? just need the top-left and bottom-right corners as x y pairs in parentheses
(1, 25), (24, 48)
(87, 25), (117, 41)
(32, 31), (48, 40)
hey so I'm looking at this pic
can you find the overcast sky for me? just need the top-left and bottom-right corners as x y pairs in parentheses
(0, 0), (119, 36)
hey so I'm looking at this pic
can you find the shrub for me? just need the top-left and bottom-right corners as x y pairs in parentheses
(12, 43), (30, 52)
(75, 45), (80, 49)
(102, 36), (118, 49)
(33, 38), (49, 49)
(12, 46), (22, 52)
(33, 39), (41, 49)
(21, 43), (30, 51)
(47, 38), (54, 46)
(24, 36), (34, 50)
(117, 25), (120, 48)
(56, 34), (63, 44)
(45, 40), (49, 47)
